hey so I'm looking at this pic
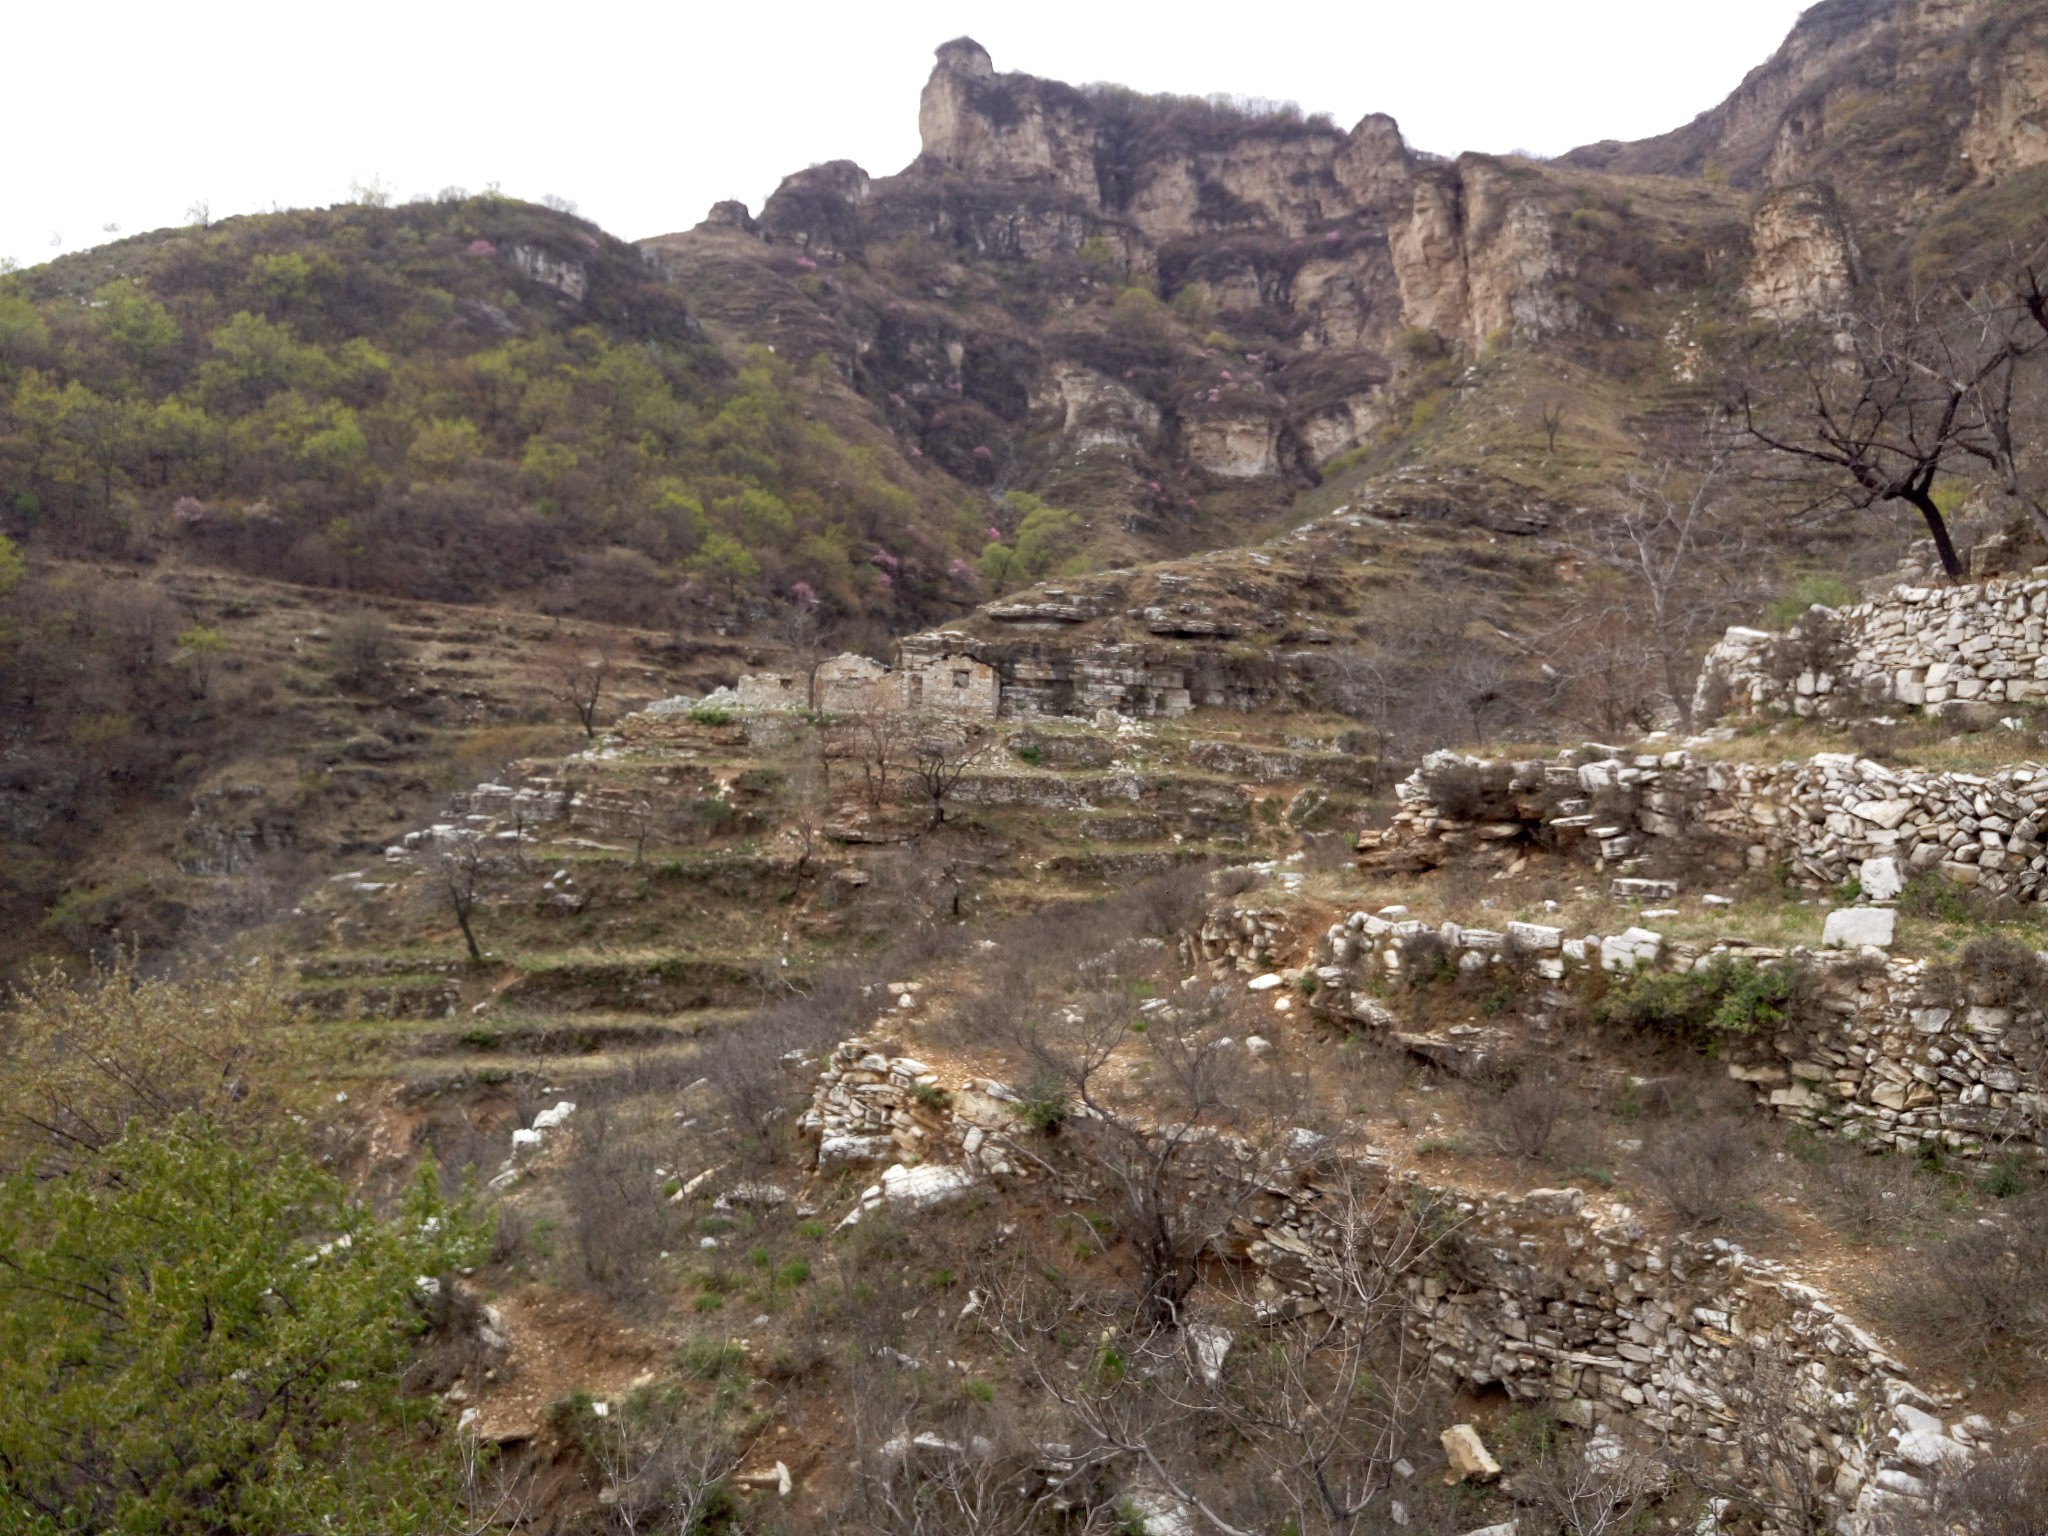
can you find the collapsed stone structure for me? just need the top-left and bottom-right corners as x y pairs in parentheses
(731, 649), (1001, 719)
(1383, 745), (2048, 905)
(1696, 576), (2048, 725)
(798, 1033), (1974, 1533)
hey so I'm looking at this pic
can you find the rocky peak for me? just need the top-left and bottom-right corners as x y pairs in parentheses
(757, 160), (873, 259)
(916, 39), (1100, 201)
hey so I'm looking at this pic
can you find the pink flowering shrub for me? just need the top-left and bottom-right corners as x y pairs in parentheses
(790, 580), (818, 607)
(465, 239), (496, 256)
(171, 496), (206, 525)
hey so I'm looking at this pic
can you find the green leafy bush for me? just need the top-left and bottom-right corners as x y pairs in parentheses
(1596, 956), (1795, 1049)
(0, 1119), (483, 1533)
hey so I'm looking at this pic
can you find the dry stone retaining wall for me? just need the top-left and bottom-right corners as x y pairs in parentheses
(1303, 910), (2048, 1160)
(799, 1036), (1971, 1533)
(1696, 577), (2048, 723)
(1388, 746), (2048, 904)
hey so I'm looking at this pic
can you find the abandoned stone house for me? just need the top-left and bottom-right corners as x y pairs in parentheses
(733, 651), (1000, 719)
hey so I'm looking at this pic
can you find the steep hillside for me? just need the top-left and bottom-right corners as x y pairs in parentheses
(1564, 0), (2048, 263)
(642, 40), (1760, 581)
(0, 196), (979, 632)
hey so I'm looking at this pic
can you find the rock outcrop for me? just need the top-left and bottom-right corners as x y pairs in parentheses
(1742, 182), (1860, 321)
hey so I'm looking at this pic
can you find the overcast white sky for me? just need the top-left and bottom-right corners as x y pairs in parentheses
(6, 0), (1817, 273)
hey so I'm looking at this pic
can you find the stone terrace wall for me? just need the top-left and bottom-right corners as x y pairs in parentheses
(1242, 1174), (1969, 1536)
(799, 1036), (1973, 1534)
(1385, 747), (2048, 903)
(1302, 909), (2048, 1160)
(1696, 577), (2048, 723)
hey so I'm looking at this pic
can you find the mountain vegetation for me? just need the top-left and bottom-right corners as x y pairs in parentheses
(9, 2), (2048, 1531)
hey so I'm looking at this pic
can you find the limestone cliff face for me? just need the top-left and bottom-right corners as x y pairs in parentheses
(1742, 182), (1860, 321)
(916, 38), (1101, 202)
(914, 39), (1415, 244)
(1390, 159), (1580, 354)
(1566, 0), (2048, 223)
(1963, 5), (2048, 179)
(1563, 0), (1983, 186)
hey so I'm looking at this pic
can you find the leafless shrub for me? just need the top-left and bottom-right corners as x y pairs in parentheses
(583, 1387), (742, 1536)
(1489, 1063), (1567, 1161)
(1881, 1190), (2048, 1382)
(1801, 1143), (1933, 1240)
(1124, 863), (1221, 941)
(1518, 1425), (1661, 1536)
(330, 608), (400, 687)
(1889, 1441), (2048, 1536)
(705, 961), (880, 1164)
(1005, 981), (1313, 1328)
(1640, 1115), (1763, 1227)
(556, 1101), (678, 1301)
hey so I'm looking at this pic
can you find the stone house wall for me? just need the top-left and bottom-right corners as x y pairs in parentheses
(809, 650), (1001, 720)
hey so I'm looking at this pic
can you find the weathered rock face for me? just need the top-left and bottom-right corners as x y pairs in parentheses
(1742, 182), (1859, 321)
(1037, 363), (1162, 456)
(917, 38), (1100, 203)
(1962, 4), (2048, 179)
(1389, 159), (1581, 355)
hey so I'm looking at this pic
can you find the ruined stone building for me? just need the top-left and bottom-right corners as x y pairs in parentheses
(733, 651), (1000, 719)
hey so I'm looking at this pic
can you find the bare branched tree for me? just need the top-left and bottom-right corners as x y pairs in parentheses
(986, 1168), (1462, 1536)
(440, 831), (487, 963)
(1738, 275), (2044, 581)
(1681, 1344), (1837, 1536)
(1519, 1425), (1661, 1536)
(552, 644), (612, 738)
(910, 720), (993, 830)
(1552, 448), (1750, 731)
(834, 701), (912, 809)
(1003, 978), (1312, 1331)
(1186, 1173), (1455, 1536)
(1534, 392), (1569, 458)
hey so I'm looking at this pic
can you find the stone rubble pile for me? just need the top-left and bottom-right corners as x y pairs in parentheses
(1387, 746), (2048, 905)
(1303, 909), (2047, 1159)
(1696, 577), (2048, 724)
(800, 1038), (1023, 1183)
(1189, 904), (1300, 973)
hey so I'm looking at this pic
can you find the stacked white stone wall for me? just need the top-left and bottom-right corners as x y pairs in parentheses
(1696, 577), (2048, 722)
(800, 1038), (1972, 1533)
(1390, 747), (2048, 903)
(1243, 1175), (1969, 1535)
(1304, 910), (2048, 1160)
